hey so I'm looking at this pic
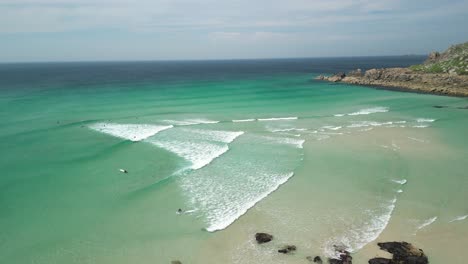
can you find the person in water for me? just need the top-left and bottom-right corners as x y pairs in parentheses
(177, 208), (182, 214)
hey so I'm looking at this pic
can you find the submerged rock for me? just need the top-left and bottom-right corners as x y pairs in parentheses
(278, 245), (297, 254)
(314, 256), (323, 263)
(368, 242), (428, 264)
(255, 233), (273, 244)
(328, 247), (352, 264)
(433, 105), (449, 108)
(368, 258), (392, 264)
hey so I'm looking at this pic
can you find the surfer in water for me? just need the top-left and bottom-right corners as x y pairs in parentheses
(177, 208), (183, 214)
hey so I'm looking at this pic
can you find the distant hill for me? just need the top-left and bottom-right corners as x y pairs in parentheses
(410, 42), (468, 75)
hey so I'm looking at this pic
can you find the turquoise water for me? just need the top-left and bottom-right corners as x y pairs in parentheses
(1, 59), (467, 263)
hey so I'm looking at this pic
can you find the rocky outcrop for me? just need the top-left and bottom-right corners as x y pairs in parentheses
(315, 42), (468, 97)
(255, 233), (273, 244)
(316, 67), (468, 97)
(278, 245), (297, 254)
(368, 242), (428, 264)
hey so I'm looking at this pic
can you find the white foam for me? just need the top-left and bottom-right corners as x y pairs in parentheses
(163, 119), (219, 126)
(334, 114), (345, 117)
(149, 140), (229, 170)
(416, 118), (436, 123)
(322, 126), (342, 131)
(147, 128), (244, 170)
(258, 117), (298, 121)
(417, 216), (437, 230)
(449, 214), (468, 222)
(89, 123), (173, 141)
(205, 172), (294, 232)
(262, 136), (305, 148)
(348, 107), (389, 116)
(269, 127), (307, 133)
(412, 124), (429, 128)
(181, 128), (244, 143)
(232, 119), (256, 122)
(397, 189), (403, 193)
(407, 137), (427, 143)
(347, 121), (394, 128)
(325, 197), (397, 259)
(392, 179), (407, 185)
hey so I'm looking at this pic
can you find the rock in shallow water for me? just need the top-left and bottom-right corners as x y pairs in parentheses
(255, 233), (273, 244)
(278, 245), (296, 254)
(368, 242), (428, 264)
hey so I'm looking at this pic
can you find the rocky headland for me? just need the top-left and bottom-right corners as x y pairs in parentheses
(316, 42), (468, 97)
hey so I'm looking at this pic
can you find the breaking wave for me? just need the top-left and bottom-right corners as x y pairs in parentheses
(89, 123), (173, 142)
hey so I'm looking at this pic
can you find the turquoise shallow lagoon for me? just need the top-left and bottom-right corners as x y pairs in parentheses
(0, 58), (467, 263)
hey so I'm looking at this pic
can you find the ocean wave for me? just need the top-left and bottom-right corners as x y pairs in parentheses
(392, 179), (407, 185)
(262, 136), (305, 148)
(417, 216), (437, 230)
(258, 117), (298, 121)
(412, 124), (429, 128)
(149, 140), (230, 170)
(204, 172), (294, 232)
(147, 128), (244, 170)
(163, 118), (219, 126)
(181, 128), (244, 143)
(334, 114), (345, 117)
(348, 107), (389, 116)
(416, 118), (436, 123)
(322, 126), (342, 131)
(325, 197), (397, 259)
(232, 119), (256, 122)
(89, 123), (173, 142)
(268, 127), (307, 133)
(449, 214), (468, 223)
(347, 121), (394, 128)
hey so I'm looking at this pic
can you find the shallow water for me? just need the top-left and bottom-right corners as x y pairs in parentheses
(1, 57), (467, 264)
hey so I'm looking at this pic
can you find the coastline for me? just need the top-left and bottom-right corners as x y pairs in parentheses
(315, 68), (468, 98)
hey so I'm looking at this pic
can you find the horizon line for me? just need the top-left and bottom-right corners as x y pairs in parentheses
(0, 54), (427, 64)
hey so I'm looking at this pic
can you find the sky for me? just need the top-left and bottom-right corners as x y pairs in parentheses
(0, 0), (467, 62)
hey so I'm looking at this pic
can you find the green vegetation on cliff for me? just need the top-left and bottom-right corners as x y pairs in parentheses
(409, 42), (468, 75)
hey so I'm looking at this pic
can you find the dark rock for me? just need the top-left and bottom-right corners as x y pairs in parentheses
(278, 245), (296, 254)
(171, 261), (182, 264)
(368, 242), (428, 264)
(368, 258), (392, 264)
(255, 233), (273, 244)
(328, 248), (352, 264)
(314, 256), (323, 263)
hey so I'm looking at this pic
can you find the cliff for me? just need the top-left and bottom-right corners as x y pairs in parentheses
(316, 42), (468, 97)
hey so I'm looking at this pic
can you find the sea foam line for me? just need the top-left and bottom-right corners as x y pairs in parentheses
(416, 118), (436, 123)
(205, 172), (294, 232)
(348, 107), (389, 116)
(449, 214), (468, 223)
(232, 119), (256, 123)
(325, 197), (397, 259)
(89, 123), (173, 142)
(417, 216), (438, 230)
(163, 119), (220, 126)
(391, 179), (407, 185)
(258, 117), (298, 121)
